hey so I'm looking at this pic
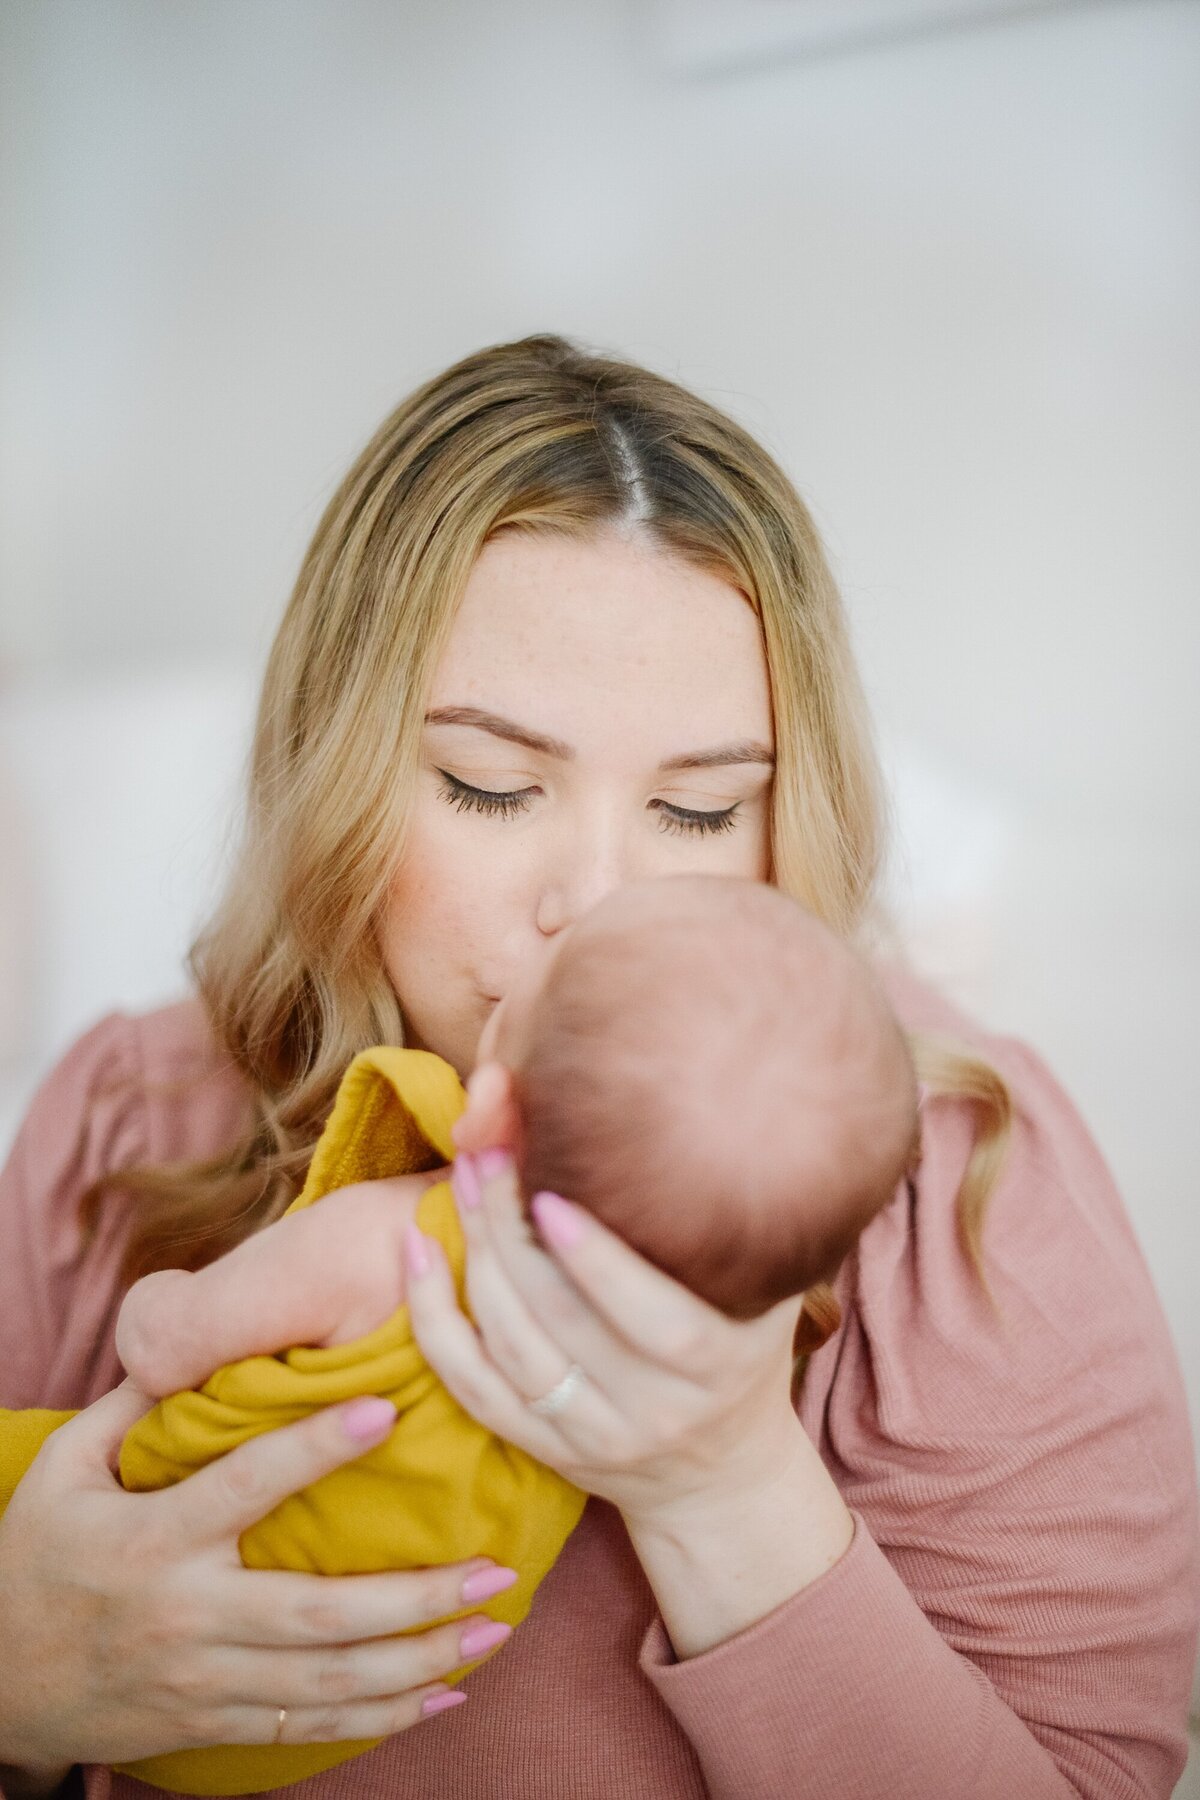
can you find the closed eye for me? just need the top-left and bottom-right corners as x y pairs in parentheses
(437, 771), (537, 821)
(436, 772), (740, 836)
(648, 798), (739, 837)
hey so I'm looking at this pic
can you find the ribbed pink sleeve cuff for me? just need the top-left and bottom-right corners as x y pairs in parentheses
(636, 1510), (1075, 1800)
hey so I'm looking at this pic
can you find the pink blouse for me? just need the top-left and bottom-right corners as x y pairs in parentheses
(1, 975), (1197, 1799)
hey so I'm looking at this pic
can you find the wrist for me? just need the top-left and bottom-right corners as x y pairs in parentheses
(624, 1434), (850, 1563)
(621, 1402), (831, 1536)
(620, 1428), (853, 1660)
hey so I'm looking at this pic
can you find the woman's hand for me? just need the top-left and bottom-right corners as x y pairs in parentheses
(405, 1139), (858, 1660)
(0, 1378), (514, 1777)
(407, 1067), (808, 1534)
(418, 1065), (854, 1659)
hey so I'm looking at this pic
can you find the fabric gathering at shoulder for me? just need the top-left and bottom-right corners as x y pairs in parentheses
(0, 1010), (148, 1409)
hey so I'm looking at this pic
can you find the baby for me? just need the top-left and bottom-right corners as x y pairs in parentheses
(113, 874), (918, 1796)
(475, 874), (918, 1319)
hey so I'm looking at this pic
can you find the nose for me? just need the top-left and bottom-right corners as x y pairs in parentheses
(534, 808), (634, 937)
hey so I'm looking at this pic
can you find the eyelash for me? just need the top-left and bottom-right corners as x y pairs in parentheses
(436, 772), (740, 837)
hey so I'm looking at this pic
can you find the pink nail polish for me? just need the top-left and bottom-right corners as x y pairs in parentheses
(422, 1689), (467, 1717)
(452, 1154), (483, 1211)
(405, 1222), (431, 1277)
(461, 1564), (519, 1604)
(341, 1397), (397, 1442)
(476, 1147), (512, 1183)
(530, 1190), (583, 1250)
(459, 1617), (512, 1658)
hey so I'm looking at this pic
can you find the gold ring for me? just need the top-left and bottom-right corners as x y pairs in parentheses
(272, 1706), (288, 1745)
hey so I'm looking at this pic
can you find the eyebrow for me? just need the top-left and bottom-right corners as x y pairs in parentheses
(424, 706), (775, 771)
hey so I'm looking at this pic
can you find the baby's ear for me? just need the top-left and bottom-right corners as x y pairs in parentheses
(453, 1060), (524, 1159)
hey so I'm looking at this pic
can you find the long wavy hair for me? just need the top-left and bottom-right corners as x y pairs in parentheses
(83, 333), (1012, 1374)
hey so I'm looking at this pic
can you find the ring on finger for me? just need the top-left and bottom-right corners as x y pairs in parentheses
(527, 1362), (587, 1417)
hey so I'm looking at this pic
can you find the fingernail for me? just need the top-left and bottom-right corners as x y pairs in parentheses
(422, 1689), (467, 1717)
(459, 1617), (512, 1658)
(405, 1222), (431, 1276)
(341, 1397), (397, 1443)
(916, 1082), (931, 1108)
(452, 1154), (483, 1211)
(530, 1190), (583, 1250)
(461, 1564), (519, 1604)
(476, 1147), (512, 1183)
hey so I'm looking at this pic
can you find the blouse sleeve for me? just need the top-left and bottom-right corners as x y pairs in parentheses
(0, 1011), (145, 1412)
(636, 1036), (1200, 1800)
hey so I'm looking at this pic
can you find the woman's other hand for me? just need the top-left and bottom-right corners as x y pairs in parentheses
(404, 1128), (856, 1661)
(408, 1144), (806, 1528)
(414, 1063), (808, 1530)
(0, 1378), (512, 1777)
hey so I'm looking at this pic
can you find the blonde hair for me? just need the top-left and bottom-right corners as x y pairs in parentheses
(85, 334), (1012, 1373)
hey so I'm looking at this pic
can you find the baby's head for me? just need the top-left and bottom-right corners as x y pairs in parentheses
(482, 876), (919, 1319)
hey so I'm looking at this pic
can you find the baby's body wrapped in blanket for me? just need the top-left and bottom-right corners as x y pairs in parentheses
(116, 1047), (586, 1797)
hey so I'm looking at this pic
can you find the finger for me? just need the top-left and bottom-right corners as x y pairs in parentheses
(404, 1224), (609, 1455)
(449, 1154), (575, 1403)
(222, 1678), (468, 1748)
(215, 1607), (512, 1708)
(467, 1142), (532, 1239)
(466, 1151), (664, 1394)
(164, 1397), (400, 1545)
(527, 1188), (729, 1374)
(40, 1377), (158, 1488)
(217, 1558), (519, 1649)
(450, 1062), (521, 1157)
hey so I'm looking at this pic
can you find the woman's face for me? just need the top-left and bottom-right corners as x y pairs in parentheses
(377, 525), (775, 1076)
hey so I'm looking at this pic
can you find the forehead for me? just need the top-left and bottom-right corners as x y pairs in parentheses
(428, 528), (773, 758)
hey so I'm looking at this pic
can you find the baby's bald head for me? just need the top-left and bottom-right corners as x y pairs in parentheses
(493, 876), (919, 1318)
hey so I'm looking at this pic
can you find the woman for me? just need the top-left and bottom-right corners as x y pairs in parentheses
(0, 335), (1196, 1799)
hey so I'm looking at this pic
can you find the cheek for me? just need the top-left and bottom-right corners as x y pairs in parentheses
(379, 800), (524, 1009)
(710, 802), (771, 883)
(374, 812), (433, 994)
(735, 828), (771, 882)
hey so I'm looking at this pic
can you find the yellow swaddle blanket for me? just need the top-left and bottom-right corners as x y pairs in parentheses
(115, 1047), (587, 1796)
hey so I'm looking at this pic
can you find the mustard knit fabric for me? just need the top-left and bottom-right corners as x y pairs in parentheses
(0, 1407), (75, 1509)
(114, 1047), (587, 1796)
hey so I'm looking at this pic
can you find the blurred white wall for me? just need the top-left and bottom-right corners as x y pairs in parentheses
(1, 0), (1197, 1466)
